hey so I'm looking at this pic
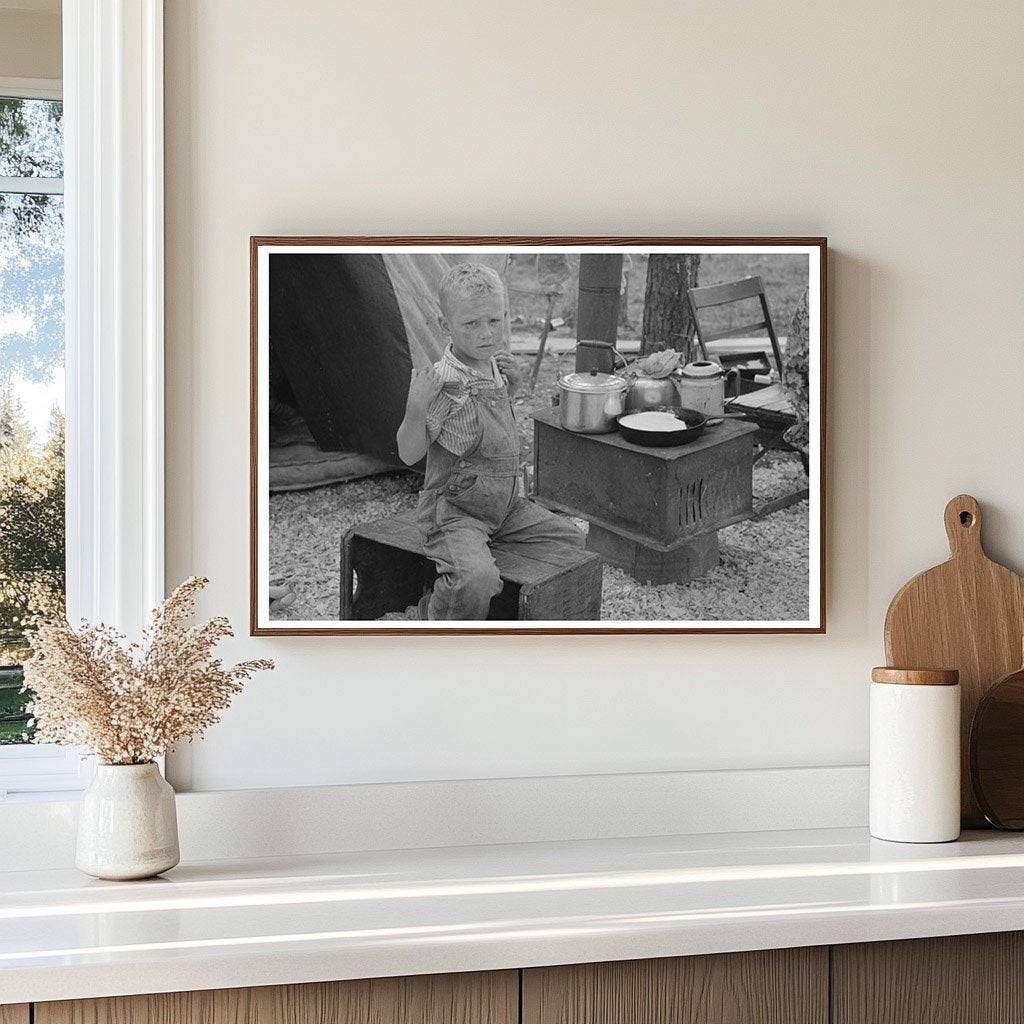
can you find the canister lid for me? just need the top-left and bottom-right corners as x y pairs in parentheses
(681, 360), (725, 379)
(560, 370), (627, 393)
(871, 667), (959, 686)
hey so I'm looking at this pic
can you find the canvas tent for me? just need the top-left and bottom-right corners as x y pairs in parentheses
(268, 252), (504, 491)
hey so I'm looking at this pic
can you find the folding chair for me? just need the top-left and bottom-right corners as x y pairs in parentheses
(688, 276), (809, 481)
(687, 275), (785, 385)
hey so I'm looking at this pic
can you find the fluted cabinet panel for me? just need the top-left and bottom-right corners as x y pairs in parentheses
(35, 971), (517, 1024)
(522, 948), (828, 1024)
(832, 933), (1024, 1024)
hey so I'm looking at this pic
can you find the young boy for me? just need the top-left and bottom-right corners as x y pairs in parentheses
(397, 262), (584, 620)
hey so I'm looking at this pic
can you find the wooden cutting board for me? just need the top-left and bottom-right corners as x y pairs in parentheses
(884, 494), (1024, 826)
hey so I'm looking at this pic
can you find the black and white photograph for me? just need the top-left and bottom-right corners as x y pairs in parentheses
(251, 238), (825, 634)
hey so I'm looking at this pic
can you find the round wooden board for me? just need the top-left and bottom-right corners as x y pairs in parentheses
(970, 663), (1024, 829)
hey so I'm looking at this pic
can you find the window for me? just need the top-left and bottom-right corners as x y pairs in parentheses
(0, 5), (166, 797)
(0, 82), (84, 797)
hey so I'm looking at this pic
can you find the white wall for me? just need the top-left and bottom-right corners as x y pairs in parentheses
(164, 0), (1024, 792)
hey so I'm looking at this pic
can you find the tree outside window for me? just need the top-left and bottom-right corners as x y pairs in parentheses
(0, 95), (65, 745)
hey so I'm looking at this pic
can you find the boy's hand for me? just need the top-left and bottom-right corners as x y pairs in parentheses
(407, 367), (444, 410)
(495, 351), (522, 394)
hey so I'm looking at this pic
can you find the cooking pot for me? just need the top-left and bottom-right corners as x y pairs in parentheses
(626, 374), (680, 414)
(555, 369), (628, 433)
(673, 361), (740, 418)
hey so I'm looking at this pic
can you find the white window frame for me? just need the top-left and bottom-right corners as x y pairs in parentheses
(0, 77), (61, 101)
(0, 0), (165, 799)
(0, 76), (64, 194)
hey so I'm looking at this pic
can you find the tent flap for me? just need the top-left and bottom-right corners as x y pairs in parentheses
(269, 252), (505, 460)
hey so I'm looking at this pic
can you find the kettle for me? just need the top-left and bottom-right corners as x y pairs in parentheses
(673, 361), (740, 418)
(626, 375), (680, 413)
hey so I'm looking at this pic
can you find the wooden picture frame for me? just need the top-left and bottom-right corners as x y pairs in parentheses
(251, 236), (827, 635)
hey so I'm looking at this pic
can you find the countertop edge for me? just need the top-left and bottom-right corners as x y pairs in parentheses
(6, 895), (1024, 1005)
(7, 824), (1024, 1006)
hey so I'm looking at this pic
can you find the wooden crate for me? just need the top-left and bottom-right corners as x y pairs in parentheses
(340, 514), (603, 621)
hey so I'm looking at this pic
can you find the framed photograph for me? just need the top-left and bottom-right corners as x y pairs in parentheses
(251, 237), (826, 635)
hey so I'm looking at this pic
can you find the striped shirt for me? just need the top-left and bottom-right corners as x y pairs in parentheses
(425, 345), (507, 456)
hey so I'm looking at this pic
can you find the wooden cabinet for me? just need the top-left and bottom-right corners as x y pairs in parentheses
(34, 971), (517, 1024)
(832, 932), (1024, 1024)
(522, 948), (828, 1024)
(23, 932), (1024, 1024)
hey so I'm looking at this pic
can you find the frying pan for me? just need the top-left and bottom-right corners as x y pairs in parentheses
(616, 408), (707, 447)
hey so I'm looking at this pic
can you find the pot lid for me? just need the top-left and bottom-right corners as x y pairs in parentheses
(560, 370), (627, 393)
(680, 360), (725, 378)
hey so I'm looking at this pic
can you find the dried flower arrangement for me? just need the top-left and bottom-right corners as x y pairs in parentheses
(22, 577), (273, 765)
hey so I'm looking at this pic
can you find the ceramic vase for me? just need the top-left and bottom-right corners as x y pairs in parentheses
(76, 762), (180, 880)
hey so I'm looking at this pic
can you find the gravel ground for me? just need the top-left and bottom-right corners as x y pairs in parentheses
(268, 352), (810, 623)
(268, 464), (808, 624)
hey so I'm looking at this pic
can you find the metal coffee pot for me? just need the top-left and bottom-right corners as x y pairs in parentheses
(673, 360), (740, 418)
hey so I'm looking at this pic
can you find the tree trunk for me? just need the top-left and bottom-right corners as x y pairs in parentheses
(640, 254), (701, 357)
(576, 254), (622, 346)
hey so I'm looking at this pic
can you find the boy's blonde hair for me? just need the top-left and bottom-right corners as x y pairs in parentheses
(438, 261), (506, 318)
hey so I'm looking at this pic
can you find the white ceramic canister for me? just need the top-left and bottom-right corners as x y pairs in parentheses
(869, 667), (960, 843)
(76, 762), (180, 880)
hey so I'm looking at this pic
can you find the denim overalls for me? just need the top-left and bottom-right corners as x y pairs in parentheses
(415, 381), (583, 620)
